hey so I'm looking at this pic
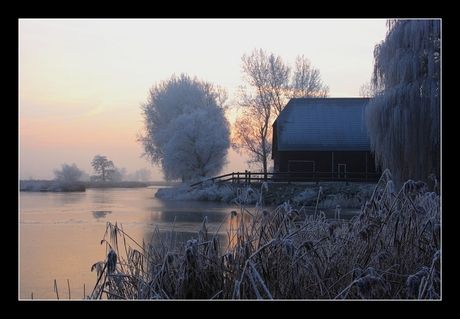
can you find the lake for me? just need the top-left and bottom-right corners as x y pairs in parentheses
(19, 186), (358, 300)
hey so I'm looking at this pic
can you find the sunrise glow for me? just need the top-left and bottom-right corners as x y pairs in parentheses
(19, 18), (388, 180)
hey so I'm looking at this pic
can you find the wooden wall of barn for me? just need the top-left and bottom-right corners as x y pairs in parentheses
(273, 150), (379, 174)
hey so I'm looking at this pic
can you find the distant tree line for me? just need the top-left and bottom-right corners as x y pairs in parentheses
(52, 156), (152, 183)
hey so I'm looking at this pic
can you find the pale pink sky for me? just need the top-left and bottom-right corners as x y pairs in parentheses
(19, 18), (388, 181)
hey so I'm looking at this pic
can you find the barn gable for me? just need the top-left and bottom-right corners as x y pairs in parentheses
(272, 97), (379, 178)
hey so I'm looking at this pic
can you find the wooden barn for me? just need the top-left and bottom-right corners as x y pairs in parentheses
(272, 98), (380, 181)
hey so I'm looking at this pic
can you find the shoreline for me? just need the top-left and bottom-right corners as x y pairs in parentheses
(19, 180), (179, 192)
(154, 180), (377, 209)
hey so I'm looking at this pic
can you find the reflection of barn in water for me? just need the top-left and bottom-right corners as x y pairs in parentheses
(272, 98), (380, 178)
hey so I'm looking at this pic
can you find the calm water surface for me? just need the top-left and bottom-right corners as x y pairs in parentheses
(19, 186), (358, 300)
(19, 186), (253, 300)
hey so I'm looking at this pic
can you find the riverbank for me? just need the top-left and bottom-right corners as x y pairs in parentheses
(89, 171), (440, 299)
(155, 180), (377, 209)
(19, 179), (376, 209)
(19, 180), (178, 192)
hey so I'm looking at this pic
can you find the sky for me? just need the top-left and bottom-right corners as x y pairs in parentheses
(19, 18), (389, 181)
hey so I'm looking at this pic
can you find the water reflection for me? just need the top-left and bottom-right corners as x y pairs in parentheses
(143, 204), (274, 253)
(91, 210), (112, 221)
(149, 209), (229, 223)
(19, 187), (361, 299)
(143, 201), (246, 253)
(142, 205), (361, 255)
(54, 192), (86, 206)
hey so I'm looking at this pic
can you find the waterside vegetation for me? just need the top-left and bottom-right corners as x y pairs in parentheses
(156, 180), (377, 208)
(19, 180), (175, 192)
(89, 169), (440, 300)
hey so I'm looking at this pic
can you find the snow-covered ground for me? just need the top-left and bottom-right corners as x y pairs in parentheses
(155, 180), (377, 209)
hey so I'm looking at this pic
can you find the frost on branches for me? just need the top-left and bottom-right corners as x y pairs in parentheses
(364, 19), (440, 188)
(138, 73), (230, 182)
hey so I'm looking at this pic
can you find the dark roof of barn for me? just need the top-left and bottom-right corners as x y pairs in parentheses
(274, 98), (371, 151)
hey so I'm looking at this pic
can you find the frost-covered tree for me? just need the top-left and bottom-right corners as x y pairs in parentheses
(90, 155), (115, 182)
(134, 168), (152, 182)
(291, 55), (330, 99)
(109, 167), (126, 182)
(359, 80), (383, 98)
(161, 107), (230, 181)
(364, 19), (440, 188)
(53, 163), (84, 182)
(137, 73), (230, 181)
(233, 49), (329, 177)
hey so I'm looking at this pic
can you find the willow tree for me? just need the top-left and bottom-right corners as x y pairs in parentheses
(232, 49), (329, 178)
(364, 19), (440, 188)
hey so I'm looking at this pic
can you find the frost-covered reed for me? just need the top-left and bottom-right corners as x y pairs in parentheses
(89, 169), (440, 299)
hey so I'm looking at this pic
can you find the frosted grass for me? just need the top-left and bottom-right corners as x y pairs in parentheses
(88, 169), (440, 299)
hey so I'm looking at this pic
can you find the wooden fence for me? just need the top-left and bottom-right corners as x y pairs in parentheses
(190, 170), (381, 187)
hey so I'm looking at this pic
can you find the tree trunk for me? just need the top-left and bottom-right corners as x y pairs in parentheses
(262, 136), (268, 181)
(263, 156), (268, 181)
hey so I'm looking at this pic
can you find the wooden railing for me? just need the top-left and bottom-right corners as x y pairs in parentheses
(190, 170), (381, 187)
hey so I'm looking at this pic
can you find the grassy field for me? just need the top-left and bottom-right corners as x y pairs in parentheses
(88, 169), (441, 300)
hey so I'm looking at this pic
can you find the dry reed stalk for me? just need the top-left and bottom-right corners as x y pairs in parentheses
(88, 170), (440, 299)
(314, 186), (323, 218)
(54, 279), (59, 300)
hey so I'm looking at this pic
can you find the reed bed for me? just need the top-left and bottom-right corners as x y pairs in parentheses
(89, 169), (440, 300)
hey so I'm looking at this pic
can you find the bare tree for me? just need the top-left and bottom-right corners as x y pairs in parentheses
(364, 19), (440, 188)
(232, 49), (329, 178)
(291, 55), (329, 98)
(232, 99), (272, 174)
(240, 49), (291, 116)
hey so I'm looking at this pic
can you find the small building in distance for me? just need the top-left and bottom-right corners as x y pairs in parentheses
(272, 97), (380, 180)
